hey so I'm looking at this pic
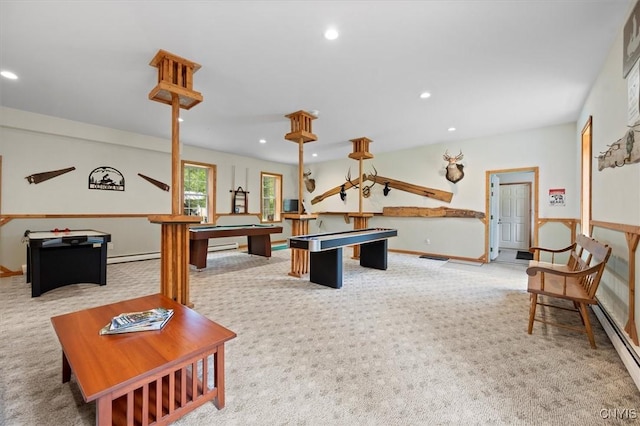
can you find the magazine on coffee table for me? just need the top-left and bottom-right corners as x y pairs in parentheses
(99, 307), (174, 335)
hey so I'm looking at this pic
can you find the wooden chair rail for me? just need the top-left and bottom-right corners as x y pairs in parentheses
(529, 242), (577, 263)
(590, 220), (640, 346)
(0, 213), (157, 227)
(529, 243), (576, 255)
(527, 262), (603, 279)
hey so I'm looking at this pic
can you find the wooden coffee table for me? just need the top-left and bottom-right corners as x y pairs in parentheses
(50, 294), (236, 425)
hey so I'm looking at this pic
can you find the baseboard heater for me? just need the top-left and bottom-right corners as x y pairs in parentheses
(107, 242), (239, 264)
(593, 304), (640, 390)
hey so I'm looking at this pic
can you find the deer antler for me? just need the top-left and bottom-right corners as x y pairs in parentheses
(346, 168), (359, 189)
(362, 165), (377, 198)
(346, 166), (378, 198)
(443, 150), (463, 162)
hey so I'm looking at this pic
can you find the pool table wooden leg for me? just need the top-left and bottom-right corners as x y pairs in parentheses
(189, 239), (208, 269)
(247, 235), (271, 257)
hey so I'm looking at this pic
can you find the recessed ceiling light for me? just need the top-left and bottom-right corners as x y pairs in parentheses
(259, 139), (267, 144)
(419, 92), (431, 99)
(324, 28), (339, 40)
(309, 110), (320, 117)
(178, 118), (184, 122)
(1, 70), (18, 80)
(448, 127), (456, 132)
(312, 153), (318, 157)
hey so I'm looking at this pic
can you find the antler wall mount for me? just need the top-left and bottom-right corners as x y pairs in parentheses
(365, 174), (453, 203)
(345, 165), (377, 198)
(597, 127), (640, 170)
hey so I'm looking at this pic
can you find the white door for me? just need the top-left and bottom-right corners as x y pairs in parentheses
(499, 183), (530, 250)
(489, 174), (500, 260)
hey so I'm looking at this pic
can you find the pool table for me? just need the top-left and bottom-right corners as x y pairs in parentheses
(189, 224), (283, 269)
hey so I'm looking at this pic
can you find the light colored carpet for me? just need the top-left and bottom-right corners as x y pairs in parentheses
(1, 250), (638, 425)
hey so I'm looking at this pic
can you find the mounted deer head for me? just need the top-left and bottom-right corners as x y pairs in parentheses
(303, 170), (316, 193)
(346, 165), (378, 198)
(443, 150), (464, 183)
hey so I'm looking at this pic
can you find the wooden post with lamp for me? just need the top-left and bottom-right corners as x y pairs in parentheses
(147, 49), (203, 306)
(283, 110), (318, 277)
(348, 137), (374, 259)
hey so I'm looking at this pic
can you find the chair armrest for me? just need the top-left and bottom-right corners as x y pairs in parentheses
(526, 262), (601, 278)
(528, 242), (576, 255)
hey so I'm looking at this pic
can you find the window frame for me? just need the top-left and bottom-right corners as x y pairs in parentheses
(181, 160), (216, 224)
(260, 172), (283, 223)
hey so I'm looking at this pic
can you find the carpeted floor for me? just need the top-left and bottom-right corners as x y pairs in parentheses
(1, 250), (638, 425)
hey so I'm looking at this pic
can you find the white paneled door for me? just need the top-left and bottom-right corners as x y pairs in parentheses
(499, 183), (531, 250)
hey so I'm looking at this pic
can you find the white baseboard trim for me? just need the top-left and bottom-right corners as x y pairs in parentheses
(107, 242), (239, 264)
(593, 305), (640, 390)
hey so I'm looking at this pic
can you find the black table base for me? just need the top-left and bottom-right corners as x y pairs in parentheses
(309, 239), (388, 288)
(27, 233), (109, 297)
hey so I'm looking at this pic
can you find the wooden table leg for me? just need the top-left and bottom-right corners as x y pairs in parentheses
(62, 352), (71, 383)
(248, 235), (271, 257)
(190, 239), (209, 269)
(214, 345), (225, 409)
(96, 397), (112, 426)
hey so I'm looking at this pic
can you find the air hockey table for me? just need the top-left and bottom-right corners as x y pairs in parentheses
(26, 229), (111, 297)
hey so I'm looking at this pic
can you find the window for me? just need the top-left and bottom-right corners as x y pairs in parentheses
(261, 172), (282, 222)
(182, 161), (216, 223)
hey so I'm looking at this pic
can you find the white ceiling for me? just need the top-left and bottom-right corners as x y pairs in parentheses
(0, 1), (632, 165)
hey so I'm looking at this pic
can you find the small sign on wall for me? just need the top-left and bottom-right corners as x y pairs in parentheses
(89, 166), (125, 191)
(549, 188), (565, 207)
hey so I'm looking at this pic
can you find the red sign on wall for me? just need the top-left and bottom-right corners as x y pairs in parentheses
(549, 188), (565, 206)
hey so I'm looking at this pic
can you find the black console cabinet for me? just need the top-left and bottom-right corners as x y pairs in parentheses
(26, 230), (111, 297)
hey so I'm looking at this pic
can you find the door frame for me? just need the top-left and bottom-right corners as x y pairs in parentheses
(489, 174), (500, 260)
(485, 166), (539, 262)
(580, 116), (592, 236)
(498, 182), (532, 249)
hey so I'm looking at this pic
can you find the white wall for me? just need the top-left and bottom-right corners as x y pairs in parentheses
(306, 123), (577, 259)
(0, 109), (578, 266)
(0, 111), (581, 267)
(577, 7), (640, 352)
(0, 107), (297, 269)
